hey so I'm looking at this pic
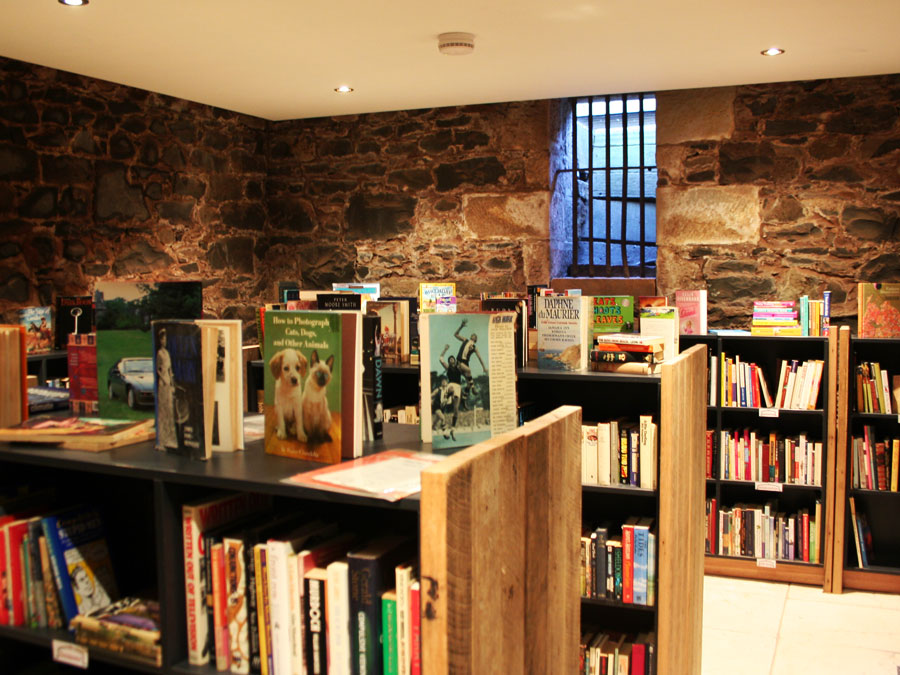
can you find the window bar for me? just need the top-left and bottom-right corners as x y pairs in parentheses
(570, 98), (578, 274)
(620, 95), (630, 278)
(605, 95), (612, 278)
(639, 94), (646, 277)
(588, 96), (595, 277)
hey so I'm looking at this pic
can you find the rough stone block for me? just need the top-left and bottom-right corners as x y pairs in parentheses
(462, 192), (549, 238)
(657, 87), (735, 145)
(657, 185), (760, 245)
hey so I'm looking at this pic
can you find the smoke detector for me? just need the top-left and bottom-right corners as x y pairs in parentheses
(438, 32), (475, 56)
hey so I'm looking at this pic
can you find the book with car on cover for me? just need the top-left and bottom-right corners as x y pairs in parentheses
(263, 310), (363, 463)
(419, 312), (518, 449)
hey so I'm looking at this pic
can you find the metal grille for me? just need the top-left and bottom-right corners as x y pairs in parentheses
(568, 94), (657, 278)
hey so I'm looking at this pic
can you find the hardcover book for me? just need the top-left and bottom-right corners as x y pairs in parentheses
(68, 332), (99, 414)
(366, 300), (409, 363)
(362, 314), (384, 442)
(0, 325), (28, 427)
(70, 597), (162, 667)
(18, 306), (53, 354)
(317, 292), (364, 311)
(674, 290), (708, 335)
(590, 296), (634, 334)
(54, 296), (94, 350)
(419, 312), (518, 448)
(263, 310), (363, 462)
(381, 296), (420, 365)
(94, 281), (203, 420)
(535, 295), (592, 371)
(480, 297), (528, 369)
(639, 306), (679, 363)
(858, 282), (900, 338)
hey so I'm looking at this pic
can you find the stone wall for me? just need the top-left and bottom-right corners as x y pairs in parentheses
(266, 103), (551, 309)
(656, 75), (900, 328)
(0, 57), (269, 330)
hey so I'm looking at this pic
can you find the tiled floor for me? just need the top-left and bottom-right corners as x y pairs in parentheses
(702, 575), (900, 674)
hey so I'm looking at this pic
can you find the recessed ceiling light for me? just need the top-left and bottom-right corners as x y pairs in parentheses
(334, 85), (354, 94)
(761, 47), (785, 56)
(58, 0), (89, 5)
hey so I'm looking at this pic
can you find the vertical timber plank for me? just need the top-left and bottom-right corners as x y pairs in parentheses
(829, 326), (851, 593)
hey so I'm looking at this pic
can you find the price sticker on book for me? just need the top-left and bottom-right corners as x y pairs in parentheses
(759, 408), (780, 418)
(52, 640), (89, 669)
(755, 481), (783, 492)
(756, 558), (777, 569)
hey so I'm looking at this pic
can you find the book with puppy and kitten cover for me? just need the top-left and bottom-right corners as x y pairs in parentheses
(419, 312), (518, 449)
(263, 310), (362, 462)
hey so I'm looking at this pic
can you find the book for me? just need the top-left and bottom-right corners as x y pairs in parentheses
(182, 493), (273, 666)
(152, 319), (244, 458)
(70, 597), (162, 667)
(0, 415), (155, 451)
(317, 292), (364, 311)
(366, 300), (410, 364)
(0, 325), (28, 427)
(535, 295), (592, 371)
(675, 290), (707, 335)
(18, 306), (53, 354)
(418, 282), (456, 313)
(589, 295), (634, 334)
(348, 536), (415, 675)
(382, 589), (399, 675)
(68, 332), (99, 414)
(27, 385), (70, 414)
(211, 542), (230, 671)
(263, 310), (363, 462)
(332, 282), (381, 299)
(381, 296), (420, 366)
(394, 561), (416, 675)
(858, 282), (900, 338)
(42, 505), (118, 620)
(409, 579), (421, 675)
(54, 295), (94, 350)
(639, 306), (679, 363)
(361, 314), (384, 443)
(326, 559), (352, 675)
(95, 281), (203, 420)
(418, 312), (518, 448)
(304, 566), (330, 674)
(480, 296), (528, 369)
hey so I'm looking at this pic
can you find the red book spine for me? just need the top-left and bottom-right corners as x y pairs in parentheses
(751, 364), (762, 408)
(802, 512), (810, 563)
(761, 443), (769, 483)
(409, 583), (421, 675)
(212, 543), (230, 671)
(621, 524), (634, 604)
(743, 429), (751, 481)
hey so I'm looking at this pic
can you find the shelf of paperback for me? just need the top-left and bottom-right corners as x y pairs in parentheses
(686, 334), (832, 588)
(832, 333), (900, 594)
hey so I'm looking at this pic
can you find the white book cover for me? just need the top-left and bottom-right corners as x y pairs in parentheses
(639, 306), (679, 364)
(582, 425), (599, 485)
(596, 423), (611, 486)
(638, 416), (657, 489)
(326, 560), (352, 675)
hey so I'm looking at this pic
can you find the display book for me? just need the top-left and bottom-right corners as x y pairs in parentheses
(418, 311), (518, 449)
(0, 415), (155, 452)
(0, 500), (124, 641)
(17, 305), (53, 354)
(0, 324), (28, 428)
(150, 319), (244, 459)
(857, 282), (900, 338)
(68, 331), (99, 414)
(182, 491), (421, 675)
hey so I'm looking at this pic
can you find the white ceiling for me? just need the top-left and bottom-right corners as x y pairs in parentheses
(2, 0), (899, 122)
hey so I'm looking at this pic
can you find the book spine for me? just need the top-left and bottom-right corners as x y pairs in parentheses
(245, 541), (261, 675)
(382, 593), (398, 675)
(409, 581), (421, 675)
(183, 512), (207, 665)
(621, 525), (634, 604)
(41, 518), (78, 626)
(212, 543), (230, 672)
(254, 546), (272, 675)
(327, 561), (352, 675)
(224, 539), (250, 675)
(305, 575), (327, 675)
(632, 527), (649, 606)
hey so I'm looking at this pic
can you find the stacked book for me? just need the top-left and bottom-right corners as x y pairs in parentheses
(590, 334), (665, 375)
(579, 518), (656, 606)
(750, 301), (801, 336)
(71, 598), (161, 667)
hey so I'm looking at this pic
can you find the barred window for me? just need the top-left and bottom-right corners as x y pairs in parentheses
(567, 93), (657, 278)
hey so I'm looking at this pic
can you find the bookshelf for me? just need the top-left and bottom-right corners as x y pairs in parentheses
(830, 328), (900, 594)
(686, 334), (835, 587)
(0, 412), (580, 673)
(518, 345), (707, 675)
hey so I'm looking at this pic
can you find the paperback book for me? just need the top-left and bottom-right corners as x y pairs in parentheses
(674, 290), (707, 335)
(535, 295), (592, 371)
(18, 306), (53, 354)
(68, 332), (98, 414)
(639, 306), (679, 363)
(263, 310), (363, 462)
(418, 282), (456, 313)
(366, 299), (410, 363)
(54, 296), (94, 350)
(858, 282), (900, 338)
(590, 296), (635, 334)
(419, 312), (518, 448)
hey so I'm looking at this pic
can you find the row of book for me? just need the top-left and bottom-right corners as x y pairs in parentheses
(579, 518), (656, 606)
(715, 354), (823, 410)
(848, 496), (875, 569)
(0, 493), (127, 643)
(579, 629), (655, 675)
(855, 360), (898, 414)
(183, 492), (422, 675)
(581, 417), (657, 489)
(705, 498), (822, 563)
(851, 428), (899, 491)
(705, 429), (823, 486)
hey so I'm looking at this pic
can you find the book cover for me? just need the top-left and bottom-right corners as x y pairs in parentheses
(590, 296), (634, 334)
(535, 295), (591, 371)
(38, 535), (63, 629)
(362, 314), (384, 443)
(55, 296), (94, 350)
(332, 282), (381, 299)
(326, 559), (352, 675)
(18, 306), (53, 354)
(95, 281), (202, 420)
(67, 332), (98, 414)
(211, 542), (231, 671)
(858, 282), (900, 338)
(152, 321), (206, 459)
(317, 292), (364, 311)
(639, 306), (679, 363)
(419, 312), (517, 448)
(674, 290), (708, 335)
(43, 506), (118, 619)
(27, 385), (70, 414)
(418, 283), (456, 313)
(348, 536), (415, 675)
(480, 297), (528, 369)
(366, 300), (409, 364)
(381, 296), (419, 365)
(182, 492), (272, 667)
(382, 590), (399, 675)
(304, 567), (329, 675)
(264, 310), (362, 462)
